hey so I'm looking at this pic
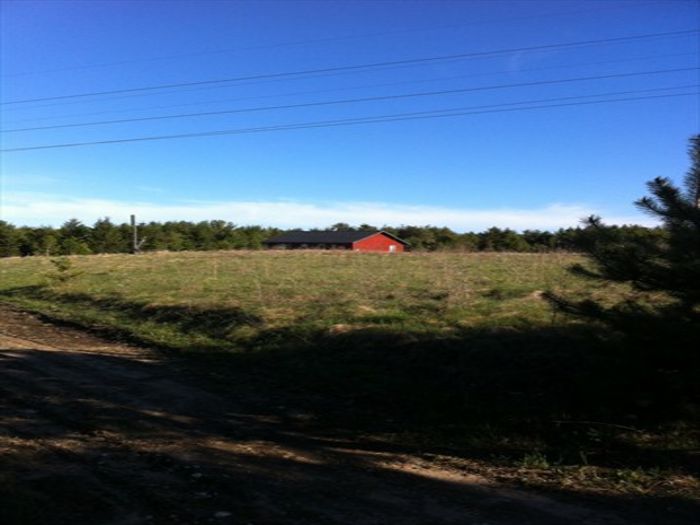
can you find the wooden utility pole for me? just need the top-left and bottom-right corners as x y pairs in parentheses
(131, 214), (138, 254)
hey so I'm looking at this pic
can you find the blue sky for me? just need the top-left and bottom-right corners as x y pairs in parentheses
(1, 0), (698, 230)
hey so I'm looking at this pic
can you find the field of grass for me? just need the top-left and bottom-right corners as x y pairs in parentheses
(0, 251), (597, 345)
(0, 251), (697, 499)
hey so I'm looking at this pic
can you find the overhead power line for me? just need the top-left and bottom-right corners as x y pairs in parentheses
(6, 50), (696, 116)
(2, 67), (696, 133)
(2, 29), (696, 106)
(3, 90), (696, 153)
(4, 51), (696, 124)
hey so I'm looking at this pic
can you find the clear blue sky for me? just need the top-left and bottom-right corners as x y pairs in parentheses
(1, 0), (698, 230)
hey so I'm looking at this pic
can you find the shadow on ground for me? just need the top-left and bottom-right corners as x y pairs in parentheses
(1, 286), (698, 523)
(1, 348), (698, 525)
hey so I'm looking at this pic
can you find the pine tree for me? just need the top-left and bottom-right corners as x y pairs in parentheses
(546, 135), (700, 338)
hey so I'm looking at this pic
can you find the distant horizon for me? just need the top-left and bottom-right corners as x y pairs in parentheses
(1, 194), (658, 233)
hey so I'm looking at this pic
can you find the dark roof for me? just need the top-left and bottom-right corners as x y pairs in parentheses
(264, 230), (409, 245)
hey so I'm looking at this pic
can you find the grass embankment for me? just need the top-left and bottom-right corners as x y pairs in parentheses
(0, 251), (697, 498)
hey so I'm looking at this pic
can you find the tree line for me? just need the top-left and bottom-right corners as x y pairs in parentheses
(0, 218), (663, 257)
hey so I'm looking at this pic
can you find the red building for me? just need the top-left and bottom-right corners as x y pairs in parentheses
(263, 230), (408, 252)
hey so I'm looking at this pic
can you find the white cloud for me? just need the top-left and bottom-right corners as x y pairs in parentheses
(1, 174), (61, 187)
(0, 191), (657, 231)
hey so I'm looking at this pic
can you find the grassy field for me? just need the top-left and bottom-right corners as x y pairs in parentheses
(0, 251), (697, 499)
(0, 251), (599, 346)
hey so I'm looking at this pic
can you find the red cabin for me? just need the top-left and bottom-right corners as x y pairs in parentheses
(263, 230), (408, 252)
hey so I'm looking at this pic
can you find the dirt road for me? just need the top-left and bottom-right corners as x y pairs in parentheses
(0, 305), (686, 524)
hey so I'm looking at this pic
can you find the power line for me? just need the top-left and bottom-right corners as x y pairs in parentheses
(2, 29), (696, 106)
(6, 50), (696, 116)
(2, 67), (696, 133)
(5, 51), (696, 123)
(3, 91), (695, 153)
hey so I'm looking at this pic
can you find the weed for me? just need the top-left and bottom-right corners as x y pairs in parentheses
(46, 257), (82, 285)
(519, 451), (551, 469)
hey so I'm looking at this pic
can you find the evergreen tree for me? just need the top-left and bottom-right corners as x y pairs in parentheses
(21, 226), (58, 256)
(91, 217), (126, 253)
(329, 222), (354, 231)
(0, 221), (20, 257)
(547, 135), (700, 337)
(478, 227), (530, 252)
(522, 229), (555, 252)
(58, 219), (92, 255)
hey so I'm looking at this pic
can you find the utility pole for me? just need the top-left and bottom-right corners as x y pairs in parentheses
(131, 214), (138, 254)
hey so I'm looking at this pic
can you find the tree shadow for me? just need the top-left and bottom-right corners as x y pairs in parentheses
(0, 285), (262, 349)
(0, 285), (698, 523)
(1, 348), (698, 525)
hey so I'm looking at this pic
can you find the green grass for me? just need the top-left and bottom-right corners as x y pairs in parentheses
(0, 251), (597, 343)
(0, 251), (697, 499)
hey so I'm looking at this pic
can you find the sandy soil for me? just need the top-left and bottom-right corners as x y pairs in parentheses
(0, 304), (686, 524)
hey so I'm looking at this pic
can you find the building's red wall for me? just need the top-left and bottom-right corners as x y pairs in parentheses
(352, 233), (405, 252)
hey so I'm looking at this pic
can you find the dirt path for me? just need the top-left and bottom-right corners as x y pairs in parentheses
(0, 305), (672, 524)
